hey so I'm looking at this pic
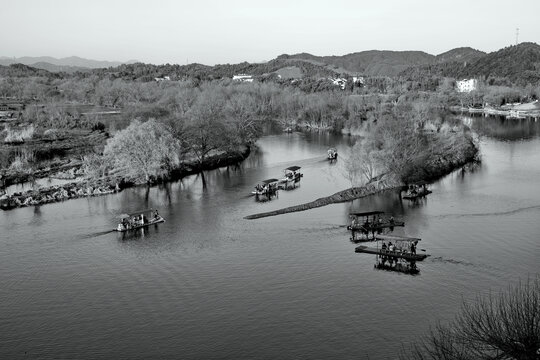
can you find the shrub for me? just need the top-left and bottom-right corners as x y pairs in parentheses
(81, 153), (107, 179)
(43, 128), (62, 140)
(4, 125), (35, 144)
(91, 122), (106, 131)
(401, 277), (540, 359)
(8, 149), (36, 172)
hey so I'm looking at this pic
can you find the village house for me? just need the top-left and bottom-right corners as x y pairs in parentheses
(232, 74), (254, 82)
(154, 76), (171, 82)
(456, 78), (478, 93)
(352, 76), (365, 85)
(330, 77), (347, 90)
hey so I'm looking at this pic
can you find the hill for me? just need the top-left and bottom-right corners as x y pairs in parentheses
(29, 62), (92, 73)
(0, 56), (137, 69)
(86, 58), (340, 81)
(435, 47), (486, 64)
(277, 50), (435, 76)
(399, 42), (540, 85)
(460, 42), (540, 84)
(0, 63), (57, 78)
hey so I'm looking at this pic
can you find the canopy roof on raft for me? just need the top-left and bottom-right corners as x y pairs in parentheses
(285, 166), (301, 171)
(349, 210), (385, 217)
(261, 178), (279, 184)
(376, 234), (421, 242)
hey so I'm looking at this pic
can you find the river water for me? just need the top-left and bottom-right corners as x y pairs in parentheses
(1, 116), (539, 359)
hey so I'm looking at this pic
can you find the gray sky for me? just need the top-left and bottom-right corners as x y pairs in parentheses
(3, 0), (539, 65)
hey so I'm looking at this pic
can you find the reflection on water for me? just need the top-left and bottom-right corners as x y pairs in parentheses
(1, 123), (539, 359)
(461, 114), (540, 140)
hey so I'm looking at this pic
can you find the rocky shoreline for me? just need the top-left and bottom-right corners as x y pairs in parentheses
(0, 145), (251, 211)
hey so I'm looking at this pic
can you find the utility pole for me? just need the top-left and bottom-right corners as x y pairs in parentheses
(516, 28), (519, 45)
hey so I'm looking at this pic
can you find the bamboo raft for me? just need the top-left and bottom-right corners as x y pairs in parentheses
(402, 182), (432, 200)
(114, 209), (165, 232)
(114, 217), (165, 232)
(355, 245), (428, 261)
(402, 189), (432, 200)
(347, 220), (404, 231)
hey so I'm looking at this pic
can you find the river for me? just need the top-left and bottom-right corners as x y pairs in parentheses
(1, 116), (539, 359)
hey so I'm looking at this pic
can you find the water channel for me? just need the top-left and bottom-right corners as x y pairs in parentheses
(1, 115), (539, 359)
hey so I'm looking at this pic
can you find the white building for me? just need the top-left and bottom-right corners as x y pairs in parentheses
(154, 76), (171, 82)
(456, 78), (478, 93)
(232, 74), (254, 82)
(352, 76), (365, 85)
(330, 77), (347, 90)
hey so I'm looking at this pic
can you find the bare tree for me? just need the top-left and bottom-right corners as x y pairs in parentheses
(225, 93), (261, 146)
(183, 88), (228, 165)
(103, 118), (181, 183)
(401, 277), (540, 360)
(344, 140), (381, 186)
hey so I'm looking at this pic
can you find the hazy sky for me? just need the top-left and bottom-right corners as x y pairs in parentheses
(2, 0), (539, 65)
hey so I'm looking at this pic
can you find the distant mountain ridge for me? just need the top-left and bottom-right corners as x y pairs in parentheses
(277, 47), (487, 76)
(399, 43), (540, 84)
(278, 50), (435, 76)
(0, 56), (138, 70)
(2, 43), (538, 85)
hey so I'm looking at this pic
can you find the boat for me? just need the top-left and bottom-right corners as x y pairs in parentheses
(277, 166), (303, 189)
(115, 209), (165, 232)
(507, 110), (526, 119)
(402, 182), (432, 200)
(347, 211), (404, 242)
(327, 148), (338, 160)
(252, 178), (280, 197)
(355, 235), (429, 274)
(468, 106), (484, 113)
(282, 166), (303, 182)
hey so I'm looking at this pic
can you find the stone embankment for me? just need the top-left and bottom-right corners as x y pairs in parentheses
(0, 146), (251, 211)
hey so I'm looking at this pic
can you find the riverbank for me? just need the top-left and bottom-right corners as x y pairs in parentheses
(0, 145), (251, 210)
(453, 104), (540, 119)
(0, 130), (109, 188)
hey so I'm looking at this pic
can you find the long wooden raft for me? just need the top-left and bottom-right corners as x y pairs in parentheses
(348, 221), (404, 231)
(355, 245), (429, 261)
